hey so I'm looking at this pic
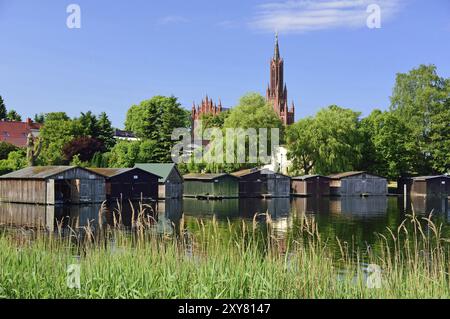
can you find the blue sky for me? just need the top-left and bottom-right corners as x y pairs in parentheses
(0, 0), (449, 128)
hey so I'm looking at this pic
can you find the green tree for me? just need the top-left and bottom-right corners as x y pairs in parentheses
(359, 110), (416, 179)
(91, 152), (110, 168)
(69, 154), (89, 167)
(0, 142), (19, 160)
(223, 93), (284, 171)
(313, 106), (362, 175)
(108, 139), (158, 168)
(286, 105), (362, 176)
(73, 111), (116, 150)
(39, 112), (82, 165)
(125, 96), (190, 162)
(224, 93), (283, 135)
(33, 113), (45, 124)
(286, 117), (317, 175)
(0, 95), (6, 120)
(0, 149), (27, 175)
(6, 110), (22, 121)
(390, 64), (450, 174)
(428, 97), (450, 173)
(96, 112), (116, 150)
(200, 111), (229, 130)
(75, 111), (99, 137)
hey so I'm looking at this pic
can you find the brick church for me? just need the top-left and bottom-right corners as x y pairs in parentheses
(191, 35), (295, 125)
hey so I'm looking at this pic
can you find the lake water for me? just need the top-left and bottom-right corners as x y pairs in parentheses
(1, 196), (449, 249)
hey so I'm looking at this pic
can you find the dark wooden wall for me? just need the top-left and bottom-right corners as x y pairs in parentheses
(106, 169), (159, 201)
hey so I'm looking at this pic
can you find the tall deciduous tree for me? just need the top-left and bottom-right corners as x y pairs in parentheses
(390, 64), (450, 175)
(286, 117), (317, 175)
(286, 105), (362, 176)
(125, 96), (190, 162)
(358, 110), (416, 180)
(224, 93), (283, 135)
(108, 140), (158, 168)
(222, 93), (284, 172)
(39, 112), (82, 165)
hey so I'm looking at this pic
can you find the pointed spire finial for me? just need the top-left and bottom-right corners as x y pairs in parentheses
(274, 32), (280, 60)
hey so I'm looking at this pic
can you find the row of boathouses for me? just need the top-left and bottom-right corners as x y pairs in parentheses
(0, 165), (448, 205)
(0, 166), (161, 205)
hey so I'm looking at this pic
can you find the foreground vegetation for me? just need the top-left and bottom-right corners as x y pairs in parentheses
(0, 210), (449, 299)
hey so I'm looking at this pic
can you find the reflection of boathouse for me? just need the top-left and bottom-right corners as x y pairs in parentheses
(402, 196), (449, 216)
(329, 197), (388, 217)
(291, 197), (330, 215)
(0, 203), (56, 229)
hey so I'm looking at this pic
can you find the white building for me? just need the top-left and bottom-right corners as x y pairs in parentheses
(263, 145), (292, 175)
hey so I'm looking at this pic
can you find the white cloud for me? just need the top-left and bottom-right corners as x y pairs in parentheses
(157, 15), (189, 25)
(249, 0), (404, 33)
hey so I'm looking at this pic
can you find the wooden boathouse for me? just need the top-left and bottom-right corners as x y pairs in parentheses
(328, 171), (388, 197)
(398, 175), (450, 198)
(88, 168), (160, 201)
(291, 175), (331, 197)
(0, 166), (106, 205)
(135, 163), (183, 199)
(183, 173), (239, 199)
(232, 168), (291, 198)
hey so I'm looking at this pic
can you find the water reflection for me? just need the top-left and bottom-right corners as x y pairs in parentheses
(401, 195), (449, 216)
(1, 196), (449, 248)
(329, 197), (388, 218)
(0, 203), (55, 229)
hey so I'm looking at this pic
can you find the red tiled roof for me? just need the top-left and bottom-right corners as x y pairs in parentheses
(0, 119), (42, 148)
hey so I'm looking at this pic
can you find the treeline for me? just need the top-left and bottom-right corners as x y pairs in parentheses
(0, 64), (448, 179)
(287, 64), (450, 179)
(0, 96), (191, 174)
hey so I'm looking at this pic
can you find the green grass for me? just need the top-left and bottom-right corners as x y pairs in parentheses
(0, 210), (449, 299)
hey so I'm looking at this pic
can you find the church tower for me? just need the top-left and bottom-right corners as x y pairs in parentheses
(266, 34), (295, 125)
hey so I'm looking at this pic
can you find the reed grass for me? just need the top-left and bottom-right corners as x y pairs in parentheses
(0, 206), (449, 299)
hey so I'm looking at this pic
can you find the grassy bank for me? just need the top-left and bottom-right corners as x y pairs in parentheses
(0, 211), (449, 299)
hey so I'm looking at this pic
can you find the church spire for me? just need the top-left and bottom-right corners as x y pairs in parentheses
(274, 32), (280, 61)
(267, 33), (295, 125)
